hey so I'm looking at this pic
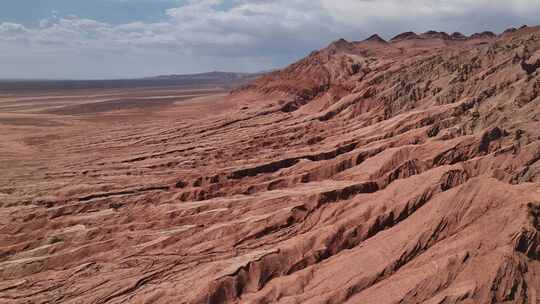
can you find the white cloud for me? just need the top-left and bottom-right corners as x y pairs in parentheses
(0, 22), (28, 38)
(0, 0), (336, 57)
(0, 0), (539, 78)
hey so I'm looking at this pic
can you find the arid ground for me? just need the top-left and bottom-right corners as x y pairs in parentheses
(2, 26), (540, 304)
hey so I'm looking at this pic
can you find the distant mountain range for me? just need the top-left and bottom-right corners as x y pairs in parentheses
(0, 71), (266, 93)
(147, 71), (264, 85)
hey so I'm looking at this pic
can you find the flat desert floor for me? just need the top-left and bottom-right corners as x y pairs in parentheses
(0, 85), (230, 190)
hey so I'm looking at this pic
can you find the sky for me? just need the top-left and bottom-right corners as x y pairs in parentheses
(1, 0), (539, 79)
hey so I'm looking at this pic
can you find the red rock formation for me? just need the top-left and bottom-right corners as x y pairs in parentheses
(2, 26), (540, 304)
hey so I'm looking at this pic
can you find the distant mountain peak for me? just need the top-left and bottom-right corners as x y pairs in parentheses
(390, 31), (420, 42)
(450, 32), (467, 40)
(420, 30), (450, 40)
(364, 34), (387, 43)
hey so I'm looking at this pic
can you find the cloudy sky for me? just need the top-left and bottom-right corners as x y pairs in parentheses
(1, 0), (539, 79)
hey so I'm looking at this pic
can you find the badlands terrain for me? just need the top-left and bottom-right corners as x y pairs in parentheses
(1, 26), (540, 304)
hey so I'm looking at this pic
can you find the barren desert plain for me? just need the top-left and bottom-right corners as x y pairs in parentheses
(2, 26), (540, 304)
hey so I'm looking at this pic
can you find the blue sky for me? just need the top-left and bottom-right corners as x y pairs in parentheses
(1, 0), (540, 79)
(0, 1), (173, 25)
